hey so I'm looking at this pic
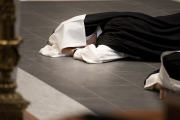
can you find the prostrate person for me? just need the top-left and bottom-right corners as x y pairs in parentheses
(144, 51), (180, 99)
(40, 12), (180, 63)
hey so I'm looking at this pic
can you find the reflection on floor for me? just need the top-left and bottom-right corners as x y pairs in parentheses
(19, 0), (180, 119)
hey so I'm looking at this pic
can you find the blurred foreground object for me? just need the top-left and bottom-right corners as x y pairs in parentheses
(165, 94), (180, 120)
(0, 0), (29, 119)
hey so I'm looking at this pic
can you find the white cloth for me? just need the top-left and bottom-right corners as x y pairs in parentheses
(39, 15), (127, 62)
(74, 45), (128, 64)
(144, 73), (159, 90)
(73, 25), (129, 63)
(144, 51), (180, 92)
(73, 24), (128, 63)
(39, 14), (86, 57)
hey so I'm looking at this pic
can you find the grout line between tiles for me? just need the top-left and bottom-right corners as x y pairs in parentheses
(93, 1), (117, 11)
(20, 34), (32, 35)
(21, 5), (61, 24)
(132, 0), (170, 15)
(112, 72), (160, 97)
(19, 52), (56, 73)
(20, 27), (47, 41)
(123, 108), (162, 112)
(20, 52), (126, 112)
(74, 98), (100, 100)
(95, 65), (161, 98)
(32, 51), (35, 58)
(17, 68), (96, 119)
(21, 26), (57, 28)
(164, 8), (180, 11)
(82, 86), (126, 112)
(83, 85), (135, 87)
(21, 51), (160, 104)
(112, 73), (143, 89)
(143, 62), (159, 69)
(51, 75), (124, 112)
(94, 65), (144, 89)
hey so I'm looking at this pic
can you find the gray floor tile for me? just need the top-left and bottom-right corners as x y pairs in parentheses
(118, 0), (142, 5)
(19, 35), (46, 52)
(144, 62), (161, 69)
(21, 1), (59, 7)
(111, 4), (168, 16)
(21, 35), (46, 45)
(20, 50), (41, 60)
(164, 9), (180, 14)
(54, 85), (98, 99)
(30, 52), (87, 68)
(21, 18), (46, 28)
(24, 27), (55, 40)
(19, 43), (46, 51)
(20, 6), (37, 14)
(49, 1), (75, 8)
(21, 14), (58, 28)
(28, 6), (77, 15)
(57, 67), (132, 87)
(40, 14), (74, 24)
(54, 1), (102, 7)
(49, 64), (101, 73)
(20, 54), (30, 60)
(29, 53), (88, 69)
(18, 59), (55, 76)
(86, 85), (141, 102)
(20, 28), (32, 35)
(97, 60), (156, 76)
(134, 0), (180, 10)
(36, 72), (74, 86)
(86, 86), (162, 110)
(112, 92), (162, 110)
(113, 67), (156, 76)
(75, 98), (120, 115)
(120, 74), (150, 88)
(99, 1), (141, 6)
(19, 1), (172, 115)
(72, 5), (114, 13)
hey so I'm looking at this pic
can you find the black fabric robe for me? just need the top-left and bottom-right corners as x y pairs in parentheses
(84, 12), (180, 61)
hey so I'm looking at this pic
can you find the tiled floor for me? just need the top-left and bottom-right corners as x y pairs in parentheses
(17, 68), (95, 120)
(19, 0), (180, 118)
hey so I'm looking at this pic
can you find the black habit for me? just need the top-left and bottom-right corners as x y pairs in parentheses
(84, 12), (180, 61)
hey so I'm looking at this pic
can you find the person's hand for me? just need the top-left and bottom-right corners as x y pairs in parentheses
(153, 83), (173, 99)
(61, 48), (75, 56)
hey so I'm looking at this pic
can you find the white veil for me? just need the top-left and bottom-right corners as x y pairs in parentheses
(39, 14), (87, 57)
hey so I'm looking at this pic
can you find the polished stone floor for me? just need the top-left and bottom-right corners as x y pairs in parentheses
(18, 0), (180, 119)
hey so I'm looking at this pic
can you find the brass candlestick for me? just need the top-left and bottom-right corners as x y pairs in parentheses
(0, 0), (29, 120)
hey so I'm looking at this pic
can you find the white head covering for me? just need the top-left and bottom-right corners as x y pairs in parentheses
(39, 14), (87, 57)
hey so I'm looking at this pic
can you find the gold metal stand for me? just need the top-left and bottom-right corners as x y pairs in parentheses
(0, 0), (29, 119)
